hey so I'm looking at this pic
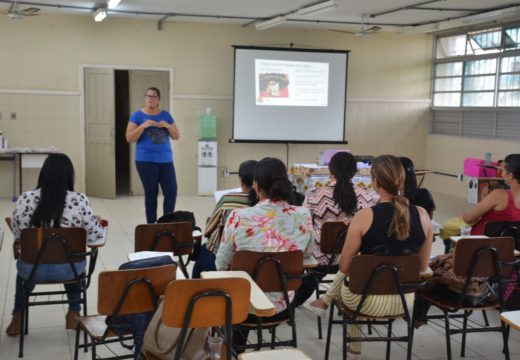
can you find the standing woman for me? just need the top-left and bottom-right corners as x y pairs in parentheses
(126, 87), (180, 224)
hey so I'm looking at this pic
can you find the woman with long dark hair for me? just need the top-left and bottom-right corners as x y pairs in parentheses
(292, 152), (376, 308)
(5, 154), (105, 335)
(192, 159), (258, 278)
(400, 157), (436, 219)
(126, 87), (179, 224)
(305, 155), (433, 357)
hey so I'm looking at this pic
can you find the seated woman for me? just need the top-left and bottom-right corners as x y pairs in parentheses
(305, 155), (433, 357)
(192, 159), (258, 278)
(400, 157), (436, 219)
(439, 154), (520, 252)
(292, 151), (377, 308)
(215, 157), (314, 347)
(6, 153), (106, 335)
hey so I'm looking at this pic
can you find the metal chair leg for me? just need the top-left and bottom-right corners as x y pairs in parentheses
(74, 323), (81, 360)
(271, 327), (276, 349)
(482, 310), (490, 327)
(325, 304), (335, 360)
(461, 311), (469, 357)
(342, 313), (347, 360)
(386, 320), (393, 360)
(315, 281), (323, 339)
(501, 321), (510, 360)
(407, 317), (415, 360)
(444, 312), (452, 360)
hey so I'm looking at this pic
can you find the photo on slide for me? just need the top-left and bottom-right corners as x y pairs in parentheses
(257, 73), (290, 102)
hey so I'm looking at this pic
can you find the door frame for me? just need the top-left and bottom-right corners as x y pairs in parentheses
(79, 64), (174, 196)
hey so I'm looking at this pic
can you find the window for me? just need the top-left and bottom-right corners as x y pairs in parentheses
(431, 24), (520, 139)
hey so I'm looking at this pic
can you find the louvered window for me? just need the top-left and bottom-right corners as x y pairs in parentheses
(431, 24), (520, 139)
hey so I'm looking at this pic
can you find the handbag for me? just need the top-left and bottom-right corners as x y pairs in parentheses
(142, 298), (211, 360)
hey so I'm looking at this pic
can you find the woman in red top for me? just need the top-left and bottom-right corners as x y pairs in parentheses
(462, 154), (520, 234)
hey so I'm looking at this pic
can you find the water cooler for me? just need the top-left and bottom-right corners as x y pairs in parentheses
(197, 108), (217, 195)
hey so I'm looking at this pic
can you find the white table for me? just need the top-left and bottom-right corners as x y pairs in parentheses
(201, 270), (276, 317)
(238, 349), (312, 360)
(501, 311), (520, 331)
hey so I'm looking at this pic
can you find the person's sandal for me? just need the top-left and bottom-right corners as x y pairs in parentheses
(303, 302), (327, 317)
(6, 312), (21, 336)
(66, 310), (80, 329)
(347, 346), (362, 359)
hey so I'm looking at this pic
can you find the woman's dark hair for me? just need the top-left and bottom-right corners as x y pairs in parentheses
(504, 154), (520, 181)
(329, 152), (358, 215)
(145, 87), (161, 99)
(371, 155), (409, 241)
(399, 157), (418, 201)
(253, 157), (292, 201)
(239, 160), (258, 206)
(30, 153), (75, 228)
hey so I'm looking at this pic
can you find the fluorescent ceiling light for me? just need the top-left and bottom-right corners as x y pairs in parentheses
(93, 8), (107, 22)
(107, 0), (122, 9)
(401, 5), (520, 34)
(296, 0), (337, 16)
(255, 16), (287, 31)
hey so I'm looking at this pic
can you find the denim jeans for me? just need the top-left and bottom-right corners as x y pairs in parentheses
(13, 259), (86, 313)
(191, 244), (216, 279)
(135, 161), (178, 224)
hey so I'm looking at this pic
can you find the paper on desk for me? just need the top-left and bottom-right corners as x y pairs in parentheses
(127, 251), (185, 279)
(214, 187), (241, 203)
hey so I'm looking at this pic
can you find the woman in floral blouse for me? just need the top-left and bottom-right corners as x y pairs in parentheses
(5, 153), (105, 336)
(215, 157), (314, 347)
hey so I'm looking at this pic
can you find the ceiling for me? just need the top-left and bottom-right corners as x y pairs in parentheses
(1, 0), (520, 33)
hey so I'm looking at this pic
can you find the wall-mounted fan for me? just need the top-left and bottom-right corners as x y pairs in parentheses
(330, 25), (382, 37)
(0, 1), (40, 19)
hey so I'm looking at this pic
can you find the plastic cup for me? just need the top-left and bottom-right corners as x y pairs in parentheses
(460, 225), (472, 237)
(207, 336), (223, 360)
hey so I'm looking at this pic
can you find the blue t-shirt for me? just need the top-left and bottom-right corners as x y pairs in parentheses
(129, 110), (174, 163)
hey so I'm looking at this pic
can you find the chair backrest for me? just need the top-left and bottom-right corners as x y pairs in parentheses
(20, 228), (86, 264)
(484, 221), (520, 250)
(231, 250), (303, 292)
(162, 278), (250, 328)
(320, 221), (348, 254)
(453, 237), (515, 278)
(135, 223), (193, 255)
(98, 264), (177, 316)
(349, 255), (421, 295)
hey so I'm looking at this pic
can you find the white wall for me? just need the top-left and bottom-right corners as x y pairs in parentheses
(0, 15), (433, 197)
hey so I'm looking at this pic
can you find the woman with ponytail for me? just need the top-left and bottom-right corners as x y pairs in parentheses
(192, 160), (258, 278)
(215, 157), (314, 348)
(305, 155), (433, 358)
(292, 152), (377, 308)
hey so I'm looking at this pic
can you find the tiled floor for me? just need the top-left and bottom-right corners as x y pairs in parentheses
(0, 192), (519, 359)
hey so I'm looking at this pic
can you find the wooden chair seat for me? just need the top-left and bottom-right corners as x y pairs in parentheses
(231, 251), (303, 351)
(74, 264), (177, 360)
(325, 255), (424, 360)
(78, 315), (121, 340)
(417, 290), (499, 312)
(418, 237), (517, 360)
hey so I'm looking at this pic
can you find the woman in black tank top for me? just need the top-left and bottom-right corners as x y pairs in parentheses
(305, 155), (433, 356)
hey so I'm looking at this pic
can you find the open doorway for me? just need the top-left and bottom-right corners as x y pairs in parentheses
(115, 70), (130, 196)
(83, 66), (172, 199)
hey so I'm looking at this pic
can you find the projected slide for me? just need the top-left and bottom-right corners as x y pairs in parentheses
(255, 59), (329, 106)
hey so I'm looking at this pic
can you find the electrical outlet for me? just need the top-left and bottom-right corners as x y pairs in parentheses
(223, 168), (230, 178)
(457, 173), (464, 182)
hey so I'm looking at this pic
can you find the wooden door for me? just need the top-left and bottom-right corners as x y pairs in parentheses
(84, 68), (116, 199)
